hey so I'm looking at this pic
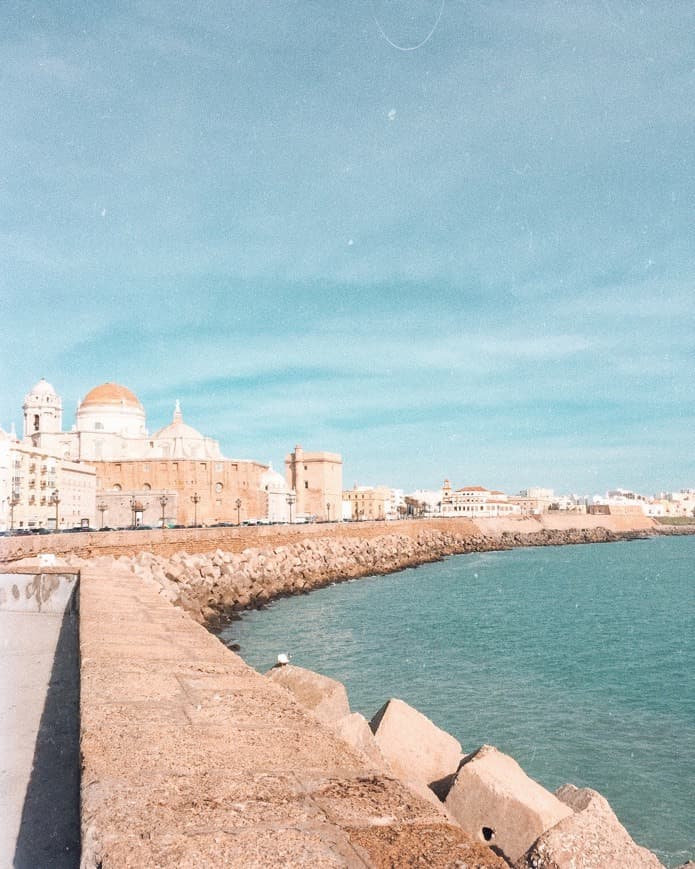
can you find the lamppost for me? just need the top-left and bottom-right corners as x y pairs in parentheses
(129, 496), (138, 529)
(159, 494), (168, 529)
(326, 502), (331, 522)
(51, 489), (60, 530)
(97, 501), (108, 529)
(286, 491), (296, 524)
(9, 495), (19, 531)
(191, 492), (201, 527)
(235, 497), (242, 526)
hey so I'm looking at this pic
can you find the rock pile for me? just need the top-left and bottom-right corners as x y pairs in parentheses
(265, 663), (665, 868)
(63, 524), (633, 625)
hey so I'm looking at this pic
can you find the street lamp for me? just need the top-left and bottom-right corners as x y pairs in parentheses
(9, 495), (19, 531)
(191, 492), (201, 527)
(286, 491), (296, 524)
(129, 496), (138, 529)
(97, 501), (108, 529)
(51, 489), (60, 530)
(235, 497), (242, 525)
(159, 494), (168, 529)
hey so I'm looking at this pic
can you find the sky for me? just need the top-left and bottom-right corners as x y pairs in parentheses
(1, 0), (693, 495)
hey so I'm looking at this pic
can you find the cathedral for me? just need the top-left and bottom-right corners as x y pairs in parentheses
(2, 378), (342, 530)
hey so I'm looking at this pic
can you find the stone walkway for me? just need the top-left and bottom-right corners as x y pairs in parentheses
(80, 563), (505, 867)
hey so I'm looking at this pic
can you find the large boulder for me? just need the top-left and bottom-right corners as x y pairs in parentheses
(516, 784), (664, 868)
(369, 698), (463, 791)
(444, 745), (573, 863)
(265, 664), (350, 725)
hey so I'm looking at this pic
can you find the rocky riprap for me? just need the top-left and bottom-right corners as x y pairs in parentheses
(64, 524), (639, 626)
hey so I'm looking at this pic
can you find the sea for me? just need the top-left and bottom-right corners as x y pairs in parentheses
(219, 535), (694, 867)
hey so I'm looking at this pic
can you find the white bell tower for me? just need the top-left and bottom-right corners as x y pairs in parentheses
(22, 378), (63, 438)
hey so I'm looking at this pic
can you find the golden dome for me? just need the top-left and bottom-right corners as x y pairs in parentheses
(80, 382), (143, 409)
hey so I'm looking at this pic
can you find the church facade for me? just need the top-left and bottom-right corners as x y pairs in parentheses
(6, 378), (342, 529)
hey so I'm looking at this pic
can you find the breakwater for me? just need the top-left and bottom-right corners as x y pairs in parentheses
(76, 558), (669, 867)
(58, 520), (661, 626)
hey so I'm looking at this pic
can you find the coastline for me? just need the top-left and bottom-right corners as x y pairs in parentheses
(47, 517), (690, 630)
(6, 519), (690, 866)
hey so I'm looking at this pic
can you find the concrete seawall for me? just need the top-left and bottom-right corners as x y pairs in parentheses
(78, 561), (506, 867)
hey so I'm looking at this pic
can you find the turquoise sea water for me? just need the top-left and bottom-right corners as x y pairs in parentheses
(220, 536), (695, 867)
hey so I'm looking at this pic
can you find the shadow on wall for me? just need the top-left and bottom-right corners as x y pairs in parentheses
(14, 587), (80, 868)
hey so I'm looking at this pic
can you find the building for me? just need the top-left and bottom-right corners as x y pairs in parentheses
(285, 445), (343, 522)
(24, 380), (224, 463)
(342, 485), (392, 521)
(0, 426), (96, 531)
(405, 489), (443, 517)
(509, 487), (556, 515)
(441, 482), (521, 518)
(15, 379), (342, 527)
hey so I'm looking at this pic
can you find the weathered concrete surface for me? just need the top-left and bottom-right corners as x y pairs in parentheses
(333, 713), (391, 773)
(79, 563), (506, 867)
(516, 784), (664, 868)
(266, 663), (351, 725)
(445, 744), (573, 863)
(370, 698), (464, 793)
(0, 568), (80, 868)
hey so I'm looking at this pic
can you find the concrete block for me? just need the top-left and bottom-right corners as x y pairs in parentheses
(516, 784), (664, 868)
(444, 745), (573, 863)
(333, 712), (391, 772)
(265, 664), (350, 725)
(369, 698), (463, 790)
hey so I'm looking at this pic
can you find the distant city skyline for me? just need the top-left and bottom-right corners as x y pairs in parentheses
(1, 2), (693, 494)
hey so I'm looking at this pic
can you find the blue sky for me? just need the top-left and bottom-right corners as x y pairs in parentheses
(1, 0), (693, 494)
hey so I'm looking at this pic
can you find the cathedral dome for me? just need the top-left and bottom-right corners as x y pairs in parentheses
(152, 401), (222, 459)
(76, 382), (146, 437)
(260, 464), (289, 493)
(80, 382), (143, 410)
(154, 418), (205, 442)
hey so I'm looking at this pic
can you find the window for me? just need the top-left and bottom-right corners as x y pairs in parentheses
(143, 463), (150, 471)
(215, 462), (223, 472)
(215, 482), (223, 493)
(95, 422), (104, 430)
(304, 481), (309, 489)
(33, 414), (39, 431)
(143, 483), (151, 491)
